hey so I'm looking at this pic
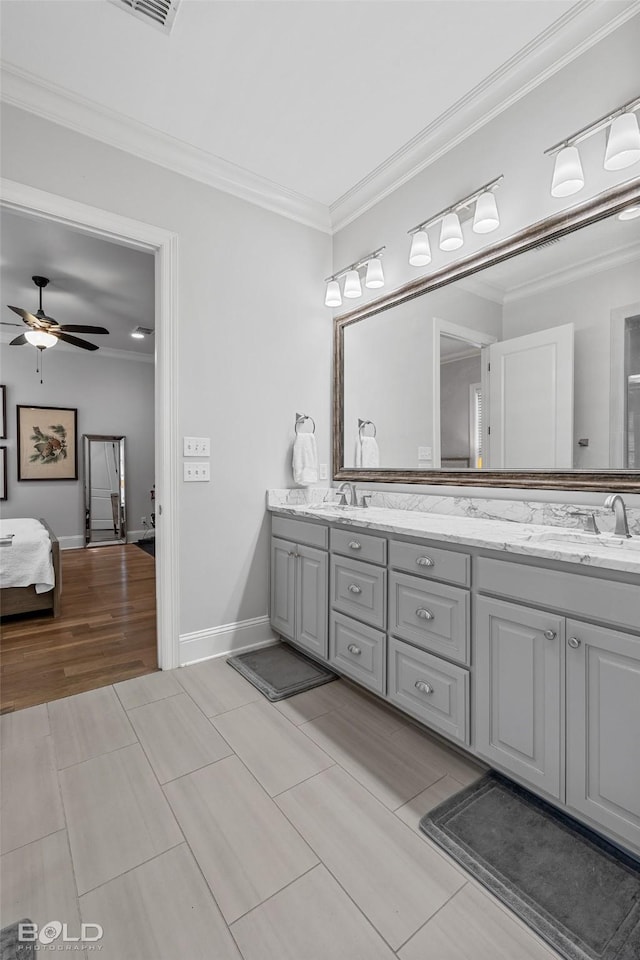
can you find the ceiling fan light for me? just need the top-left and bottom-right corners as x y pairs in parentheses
(439, 212), (464, 251)
(473, 191), (500, 234)
(25, 329), (57, 348)
(324, 280), (342, 307)
(343, 269), (362, 299)
(551, 145), (584, 197)
(618, 204), (640, 221)
(365, 258), (384, 289)
(604, 111), (640, 171)
(409, 230), (431, 267)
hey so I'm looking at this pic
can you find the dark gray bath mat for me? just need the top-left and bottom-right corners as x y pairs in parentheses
(419, 772), (640, 960)
(227, 643), (337, 701)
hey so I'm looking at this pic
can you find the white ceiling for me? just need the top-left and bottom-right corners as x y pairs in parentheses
(0, 211), (155, 355)
(1, 0), (636, 231)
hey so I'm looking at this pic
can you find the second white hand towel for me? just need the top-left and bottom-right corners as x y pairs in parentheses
(292, 432), (319, 485)
(358, 435), (379, 468)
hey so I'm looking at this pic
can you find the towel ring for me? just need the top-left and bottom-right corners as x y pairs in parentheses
(295, 413), (316, 434)
(358, 418), (376, 438)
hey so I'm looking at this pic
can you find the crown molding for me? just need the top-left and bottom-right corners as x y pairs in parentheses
(330, 0), (640, 232)
(0, 63), (332, 235)
(502, 240), (640, 304)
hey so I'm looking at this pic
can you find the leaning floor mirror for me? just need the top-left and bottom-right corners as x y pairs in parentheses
(334, 181), (640, 491)
(83, 434), (126, 545)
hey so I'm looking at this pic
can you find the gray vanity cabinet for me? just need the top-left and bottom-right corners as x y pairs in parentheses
(566, 620), (640, 852)
(474, 596), (563, 799)
(270, 518), (328, 659)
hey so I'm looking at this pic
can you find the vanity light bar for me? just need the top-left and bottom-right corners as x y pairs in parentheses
(324, 247), (386, 307)
(544, 95), (640, 157)
(407, 176), (504, 237)
(546, 95), (640, 198)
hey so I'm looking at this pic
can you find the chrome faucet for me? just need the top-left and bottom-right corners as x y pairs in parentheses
(337, 481), (358, 506)
(604, 494), (631, 538)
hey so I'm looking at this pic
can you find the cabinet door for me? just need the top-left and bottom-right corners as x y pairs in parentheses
(566, 620), (640, 853)
(270, 537), (296, 641)
(296, 544), (328, 659)
(475, 596), (562, 798)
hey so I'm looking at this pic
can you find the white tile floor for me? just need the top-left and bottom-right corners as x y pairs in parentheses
(0, 660), (562, 960)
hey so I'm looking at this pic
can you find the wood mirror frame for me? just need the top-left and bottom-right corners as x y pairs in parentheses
(333, 179), (640, 491)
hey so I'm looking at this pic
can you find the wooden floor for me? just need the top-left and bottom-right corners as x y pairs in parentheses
(0, 544), (157, 713)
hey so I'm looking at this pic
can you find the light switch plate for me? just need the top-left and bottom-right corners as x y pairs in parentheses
(319, 463), (328, 480)
(184, 462), (210, 482)
(184, 437), (211, 457)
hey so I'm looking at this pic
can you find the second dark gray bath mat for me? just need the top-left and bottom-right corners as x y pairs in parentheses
(419, 772), (640, 960)
(227, 643), (337, 701)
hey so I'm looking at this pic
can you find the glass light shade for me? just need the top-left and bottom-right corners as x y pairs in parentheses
(551, 146), (584, 197)
(604, 112), (640, 171)
(409, 230), (432, 266)
(618, 204), (640, 221)
(472, 191), (500, 234)
(365, 258), (384, 289)
(25, 329), (57, 348)
(343, 269), (362, 299)
(439, 212), (463, 251)
(324, 279), (342, 307)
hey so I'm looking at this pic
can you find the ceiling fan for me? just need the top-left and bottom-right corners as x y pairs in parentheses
(3, 276), (109, 351)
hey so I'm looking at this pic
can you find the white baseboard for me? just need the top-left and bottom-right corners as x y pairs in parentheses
(127, 529), (154, 543)
(179, 615), (278, 666)
(58, 535), (85, 550)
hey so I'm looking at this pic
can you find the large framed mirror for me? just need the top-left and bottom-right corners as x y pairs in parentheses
(334, 180), (640, 490)
(83, 434), (126, 545)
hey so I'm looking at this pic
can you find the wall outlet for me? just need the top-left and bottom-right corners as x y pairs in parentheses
(183, 437), (211, 457)
(418, 446), (432, 461)
(183, 462), (211, 482)
(141, 516), (147, 527)
(319, 463), (328, 480)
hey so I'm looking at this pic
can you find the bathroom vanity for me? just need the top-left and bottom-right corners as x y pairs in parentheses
(268, 495), (640, 857)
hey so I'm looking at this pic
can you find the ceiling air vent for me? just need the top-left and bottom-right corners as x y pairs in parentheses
(109, 0), (181, 33)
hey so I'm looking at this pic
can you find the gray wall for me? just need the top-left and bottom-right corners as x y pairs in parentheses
(1, 346), (154, 545)
(331, 17), (640, 507)
(0, 103), (332, 636)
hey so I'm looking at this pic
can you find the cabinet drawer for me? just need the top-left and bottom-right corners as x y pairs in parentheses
(387, 637), (469, 744)
(331, 556), (386, 629)
(389, 540), (470, 587)
(476, 557), (640, 634)
(331, 527), (386, 566)
(272, 515), (328, 550)
(389, 571), (469, 665)
(330, 612), (385, 694)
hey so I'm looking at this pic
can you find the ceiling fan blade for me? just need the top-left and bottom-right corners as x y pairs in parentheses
(1, 321), (23, 327)
(55, 332), (99, 351)
(58, 324), (110, 335)
(7, 305), (41, 326)
(10, 334), (28, 346)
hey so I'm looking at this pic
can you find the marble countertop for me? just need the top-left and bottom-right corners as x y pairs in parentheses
(267, 496), (640, 576)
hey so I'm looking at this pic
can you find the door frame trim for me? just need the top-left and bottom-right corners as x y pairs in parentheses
(1, 178), (180, 669)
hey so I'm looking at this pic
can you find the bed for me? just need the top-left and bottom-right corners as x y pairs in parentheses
(0, 518), (61, 618)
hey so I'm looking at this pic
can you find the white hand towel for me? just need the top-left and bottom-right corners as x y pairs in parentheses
(355, 435), (379, 468)
(292, 432), (319, 485)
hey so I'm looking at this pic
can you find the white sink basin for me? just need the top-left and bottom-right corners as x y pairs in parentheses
(525, 531), (640, 551)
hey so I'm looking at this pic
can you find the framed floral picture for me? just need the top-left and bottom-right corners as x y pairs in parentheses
(17, 405), (78, 481)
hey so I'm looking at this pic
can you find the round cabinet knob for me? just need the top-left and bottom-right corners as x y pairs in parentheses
(348, 540), (361, 550)
(415, 680), (434, 695)
(543, 629), (557, 641)
(568, 637), (582, 649)
(347, 583), (362, 595)
(416, 607), (434, 621)
(416, 556), (434, 567)
(347, 643), (361, 656)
